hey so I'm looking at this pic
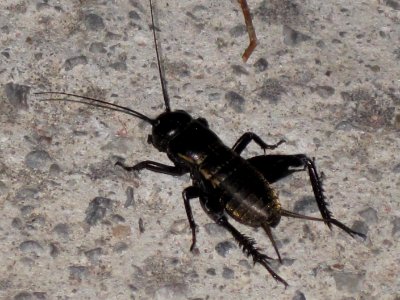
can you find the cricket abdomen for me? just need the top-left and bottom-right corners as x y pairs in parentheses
(198, 147), (282, 228)
(223, 164), (281, 227)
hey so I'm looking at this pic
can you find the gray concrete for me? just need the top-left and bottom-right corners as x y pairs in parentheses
(1, 0), (399, 299)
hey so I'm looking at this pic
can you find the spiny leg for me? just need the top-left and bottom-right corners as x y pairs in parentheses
(198, 193), (288, 287)
(115, 160), (187, 176)
(281, 209), (366, 239)
(261, 223), (282, 263)
(182, 186), (201, 251)
(302, 156), (332, 228)
(217, 216), (288, 287)
(249, 154), (365, 238)
(232, 132), (285, 155)
(237, 0), (257, 62)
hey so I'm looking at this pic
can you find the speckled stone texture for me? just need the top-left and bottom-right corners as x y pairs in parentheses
(1, 0), (399, 299)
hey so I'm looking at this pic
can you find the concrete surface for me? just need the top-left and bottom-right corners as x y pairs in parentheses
(1, 0), (399, 299)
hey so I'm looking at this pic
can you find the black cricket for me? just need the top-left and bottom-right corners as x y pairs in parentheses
(36, 0), (365, 287)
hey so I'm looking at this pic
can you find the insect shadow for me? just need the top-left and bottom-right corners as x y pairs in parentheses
(35, 0), (366, 287)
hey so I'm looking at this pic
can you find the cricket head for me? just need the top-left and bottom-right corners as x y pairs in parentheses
(149, 110), (193, 152)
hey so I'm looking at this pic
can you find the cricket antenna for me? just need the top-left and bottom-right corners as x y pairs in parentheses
(149, 0), (171, 112)
(35, 92), (155, 125)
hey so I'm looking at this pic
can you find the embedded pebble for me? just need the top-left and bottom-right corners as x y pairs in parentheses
(222, 267), (234, 279)
(384, 0), (400, 10)
(20, 257), (35, 267)
(206, 268), (216, 276)
(124, 186), (135, 208)
(0, 180), (8, 196)
(316, 39), (326, 48)
(229, 24), (246, 37)
(256, 0), (301, 23)
(231, 65), (249, 76)
(14, 292), (33, 300)
(335, 120), (355, 131)
(293, 196), (318, 214)
(215, 241), (236, 257)
(315, 85), (335, 98)
(128, 0), (146, 12)
(391, 217), (400, 238)
(20, 205), (35, 217)
(84, 13), (105, 31)
(208, 91), (221, 101)
(0, 279), (12, 291)
(5, 82), (30, 110)
(302, 224), (316, 241)
(34, 52), (43, 60)
(111, 214), (125, 223)
(393, 163), (400, 173)
(89, 42), (107, 53)
(333, 271), (365, 292)
(11, 218), (23, 229)
(364, 168), (383, 182)
(69, 266), (89, 281)
(2, 50), (10, 59)
(138, 218), (145, 233)
(49, 243), (60, 258)
(170, 219), (188, 234)
(49, 164), (61, 176)
(238, 259), (251, 269)
(204, 223), (226, 236)
(154, 283), (187, 300)
(225, 91), (245, 113)
(113, 241), (128, 253)
(283, 258), (295, 266)
(84, 247), (103, 263)
(25, 150), (51, 171)
(88, 159), (117, 180)
(128, 10), (141, 20)
(64, 55), (88, 71)
(283, 25), (311, 46)
(259, 79), (285, 102)
(292, 290), (306, 300)
(106, 31), (122, 40)
(26, 214), (46, 230)
(112, 225), (131, 238)
(19, 240), (44, 255)
(253, 58), (268, 72)
(110, 61), (127, 71)
(52, 223), (70, 239)
(166, 61), (190, 77)
(15, 292), (47, 300)
(33, 292), (46, 299)
(85, 197), (113, 226)
(359, 207), (378, 223)
(351, 220), (368, 236)
(15, 187), (39, 203)
(341, 88), (395, 130)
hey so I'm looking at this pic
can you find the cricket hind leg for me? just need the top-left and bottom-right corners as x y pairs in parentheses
(247, 154), (308, 183)
(248, 154), (333, 229)
(116, 160), (188, 176)
(199, 194), (288, 287)
(182, 186), (202, 251)
(280, 209), (366, 240)
(217, 215), (288, 287)
(261, 223), (282, 263)
(232, 132), (285, 155)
